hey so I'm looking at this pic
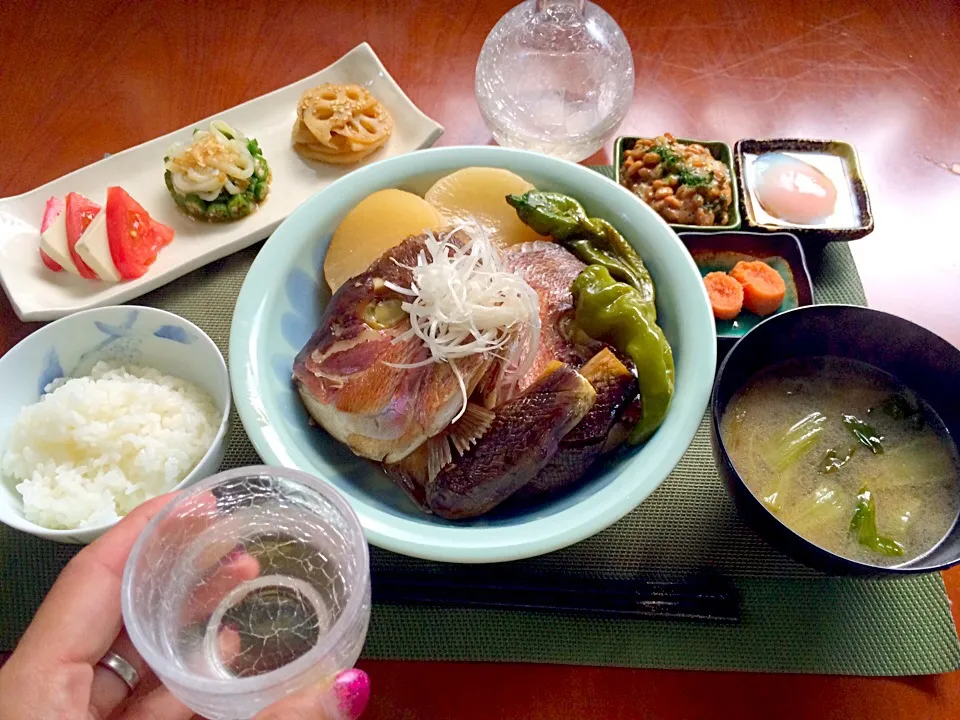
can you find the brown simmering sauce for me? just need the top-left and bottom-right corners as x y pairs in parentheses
(621, 134), (733, 226)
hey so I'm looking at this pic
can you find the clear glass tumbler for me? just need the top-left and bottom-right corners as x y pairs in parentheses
(122, 465), (371, 720)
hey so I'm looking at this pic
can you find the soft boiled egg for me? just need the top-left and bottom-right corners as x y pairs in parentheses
(753, 153), (838, 225)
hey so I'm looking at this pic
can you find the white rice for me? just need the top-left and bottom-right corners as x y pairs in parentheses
(1, 361), (220, 530)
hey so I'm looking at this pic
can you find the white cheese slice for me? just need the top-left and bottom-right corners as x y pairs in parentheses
(38, 211), (80, 275)
(74, 212), (119, 282)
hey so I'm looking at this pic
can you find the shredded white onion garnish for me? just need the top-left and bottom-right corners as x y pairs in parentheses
(164, 120), (256, 202)
(384, 224), (541, 421)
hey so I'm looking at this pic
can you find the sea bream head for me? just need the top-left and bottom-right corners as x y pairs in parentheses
(293, 230), (495, 464)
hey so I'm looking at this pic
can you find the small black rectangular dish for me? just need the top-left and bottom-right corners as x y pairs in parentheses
(734, 138), (873, 242)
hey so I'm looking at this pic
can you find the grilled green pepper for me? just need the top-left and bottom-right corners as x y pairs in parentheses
(506, 191), (655, 317)
(571, 265), (674, 443)
(506, 190), (586, 240)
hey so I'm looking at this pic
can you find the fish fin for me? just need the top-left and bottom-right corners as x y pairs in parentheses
(448, 402), (496, 456)
(425, 402), (497, 482)
(426, 434), (452, 484)
(382, 460), (431, 511)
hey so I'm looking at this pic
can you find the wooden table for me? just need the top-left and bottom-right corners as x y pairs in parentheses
(2, 0), (959, 717)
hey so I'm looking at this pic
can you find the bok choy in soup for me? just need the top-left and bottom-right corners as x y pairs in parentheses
(720, 357), (960, 567)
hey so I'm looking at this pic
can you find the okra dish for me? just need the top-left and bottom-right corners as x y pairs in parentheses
(164, 120), (271, 222)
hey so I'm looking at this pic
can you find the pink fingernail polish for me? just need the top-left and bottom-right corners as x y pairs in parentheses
(223, 544), (246, 563)
(331, 668), (370, 720)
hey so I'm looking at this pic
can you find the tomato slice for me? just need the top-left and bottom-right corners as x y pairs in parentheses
(39, 197), (65, 271)
(40, 196), (64, 233)
(40, 250), (62, 272)
(106, 187), (175, 279)
(64, 192), (101, 279)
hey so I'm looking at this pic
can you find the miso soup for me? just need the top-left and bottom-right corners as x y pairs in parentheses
(721, 357), (960, 566)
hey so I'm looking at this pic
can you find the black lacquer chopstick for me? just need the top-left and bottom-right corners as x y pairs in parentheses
(372, 572), (741, 624)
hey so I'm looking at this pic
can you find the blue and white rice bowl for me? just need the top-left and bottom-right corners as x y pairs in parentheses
(0, 306), (230, 544)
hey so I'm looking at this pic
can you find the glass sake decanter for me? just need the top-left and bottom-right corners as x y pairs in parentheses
(475, 0), (635, 162)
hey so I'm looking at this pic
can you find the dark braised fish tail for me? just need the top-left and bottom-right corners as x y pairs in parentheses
(385, 363), (597, 518)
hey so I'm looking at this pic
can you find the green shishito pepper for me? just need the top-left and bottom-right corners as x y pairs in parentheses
(506, 191), (656, 318)
(571, 265), (675, 443)
(165, 137), (270, 222)
(507, 190), (674, 442)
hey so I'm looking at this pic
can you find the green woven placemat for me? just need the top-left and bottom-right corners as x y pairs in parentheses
(2, 167), (958, 675)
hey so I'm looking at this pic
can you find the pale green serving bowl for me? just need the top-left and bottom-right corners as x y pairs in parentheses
(229, 146), (716, 563)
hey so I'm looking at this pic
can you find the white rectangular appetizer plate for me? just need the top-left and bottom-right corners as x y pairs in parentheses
(0, 43), (444, 321)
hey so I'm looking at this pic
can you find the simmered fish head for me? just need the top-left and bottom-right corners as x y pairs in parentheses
(293, 231), (491, 463)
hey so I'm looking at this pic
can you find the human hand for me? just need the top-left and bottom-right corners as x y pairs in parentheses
(0, 494), (370, 720)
